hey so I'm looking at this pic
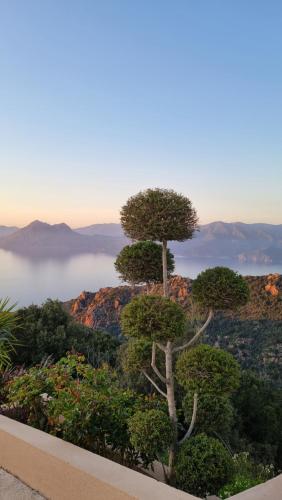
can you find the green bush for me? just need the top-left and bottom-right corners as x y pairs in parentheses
(218, 452), (275, 498)
(5, 354), (160, 467)
(12, 300), (120, 367)
(175, 433), (234, 497)
(121, 295), (186, 342)
(115, 241), (175, 284)
(176, 344), (240, 396)
(182, 392), (234, 436)
(192, 267), (249, 310)
(128, 409), (174, 466)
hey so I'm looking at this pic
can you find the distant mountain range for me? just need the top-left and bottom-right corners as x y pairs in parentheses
(1, 220), (282, 263)
(0, 221), (127, 257)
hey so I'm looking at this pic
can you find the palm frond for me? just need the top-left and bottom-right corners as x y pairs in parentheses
(0, 298), (18, 370)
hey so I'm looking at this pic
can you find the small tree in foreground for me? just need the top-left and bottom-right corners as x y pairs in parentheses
(120, 188), (198, 295)
(175, 433), (234, 497)
(115, 241), (175, 286)
(121, 267), (249, 480)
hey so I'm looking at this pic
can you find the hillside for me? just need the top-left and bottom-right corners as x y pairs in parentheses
(66, 273), (282, 385)
(0, 220), (126, 257)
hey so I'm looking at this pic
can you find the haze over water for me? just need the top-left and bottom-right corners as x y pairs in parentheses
(1, 250), (281, 308)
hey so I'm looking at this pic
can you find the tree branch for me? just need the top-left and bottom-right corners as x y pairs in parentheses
(173, 309), (213, 353)
(156, 342), (166, 352)
(178, 392), (198, 445)
(142, 370), (167, 398)
(151, 342), (168, 384)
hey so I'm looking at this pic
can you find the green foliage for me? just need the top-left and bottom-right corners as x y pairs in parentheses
(121, 295), (186, 342)
(176, 344), (240, 396)
(232, 371), (282, 469)
(120, 338), (152, 374)
(128, 409), (174, 466)
(5, 354), (161, 467)
(218, 452), (275, 498)
(0, 298), (18, 369)
(12, 300), (120, 367)
(175, 433), (234, 496)
(183, 392), (234, 436)
(121, 188), (198, 243)
(115, 241), (175, 285)
(192, 267), (250, 310)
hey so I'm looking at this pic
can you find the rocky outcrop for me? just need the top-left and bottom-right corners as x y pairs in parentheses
(66, 274), (282, 334)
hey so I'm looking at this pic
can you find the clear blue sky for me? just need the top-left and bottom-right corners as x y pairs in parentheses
(1, 1), (282, 226)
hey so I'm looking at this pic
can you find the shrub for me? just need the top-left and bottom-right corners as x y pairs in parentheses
(176, 344), (240, 396)
(4, 354), (154, 466)
(192, 267), (249, 310)
(12, 300), (120, 367)
(175, 433), (234, 496)
(121, 295), (186, 342)
(128, 409), (174, 466)
(115, 241), (175, 285)
(182, 392), (234, 436)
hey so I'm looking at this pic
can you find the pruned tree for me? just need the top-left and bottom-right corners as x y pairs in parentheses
(121, 267), (249, 480)
(120, 188), (198, 295)
(115, 240), (175, 286)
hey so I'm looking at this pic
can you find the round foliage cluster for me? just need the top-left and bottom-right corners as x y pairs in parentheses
(115, 241), (175, 285)
(176, 344), (240, 396)
(121, 295), (186, 342)
(175, 433), (234, 497)
(121, 338), (152, 374)
(183, 392), (234, 436)
(121, 188), (198, 242)
(128, 409), (174, 462)
(192, 267), (250, 310)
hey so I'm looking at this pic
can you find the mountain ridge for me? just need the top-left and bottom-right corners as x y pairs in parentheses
(1, 220), (282, 262)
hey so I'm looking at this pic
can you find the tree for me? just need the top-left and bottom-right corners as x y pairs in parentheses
(12, 300), (120, 367)
(120, 188), (198, 296)
(121, 267), (249, 480)
(0, 298), (18, 369)
(175, 433), (234, 497)
(115, 241), (175, 286)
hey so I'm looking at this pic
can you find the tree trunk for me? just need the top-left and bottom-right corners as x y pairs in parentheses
(162, 240), (168, 297)
(165, 341), (177, 480)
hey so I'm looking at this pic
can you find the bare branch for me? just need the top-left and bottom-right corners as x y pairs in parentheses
(178, 392), (198, 445)
(151, 342), (168, 384)
(173, 309), (213, 354)
(156, 342), (166, 352)
(142, 370), (167, 398)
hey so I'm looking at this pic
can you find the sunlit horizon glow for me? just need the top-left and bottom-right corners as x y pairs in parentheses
(1, 2), (282, 227)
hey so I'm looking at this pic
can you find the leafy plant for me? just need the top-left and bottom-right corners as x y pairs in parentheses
(0, 298), (18, 369)
(175, 433), (234, 497)
(115, 241), (175, 285)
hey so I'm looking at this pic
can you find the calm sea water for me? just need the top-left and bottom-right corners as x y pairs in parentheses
(1, 249), (282, 308)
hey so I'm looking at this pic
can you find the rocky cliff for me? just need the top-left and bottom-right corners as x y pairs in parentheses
(65, 274), (282, 384)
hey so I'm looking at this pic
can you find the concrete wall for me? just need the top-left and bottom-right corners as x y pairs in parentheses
(1, 416), (281, 500)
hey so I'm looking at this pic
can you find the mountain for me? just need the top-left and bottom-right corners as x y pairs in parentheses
(65, 274), (282, 385)
(1, 220), (282, 262)
(75, 221), (282, 263)
(0, 220), (126, 257)
(75, 223), (125, 238)
(0, 225), (18, 237)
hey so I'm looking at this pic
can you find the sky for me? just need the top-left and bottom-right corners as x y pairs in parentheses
(1, 1), (282, 227)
